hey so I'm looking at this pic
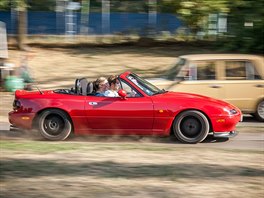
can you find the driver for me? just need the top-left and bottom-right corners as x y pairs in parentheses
(104, 75), (120, 97)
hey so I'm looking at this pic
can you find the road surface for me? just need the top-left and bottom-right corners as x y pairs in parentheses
(0, 116), (263, 151)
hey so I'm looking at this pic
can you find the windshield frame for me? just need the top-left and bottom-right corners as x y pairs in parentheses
(126, 73), (164, 96)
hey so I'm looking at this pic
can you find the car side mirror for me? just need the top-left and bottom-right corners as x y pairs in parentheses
(118, 89), (127, 99)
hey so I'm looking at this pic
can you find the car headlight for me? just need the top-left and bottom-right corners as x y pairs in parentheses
(229, 109), (237, 115)
(223, 108), (238, 115)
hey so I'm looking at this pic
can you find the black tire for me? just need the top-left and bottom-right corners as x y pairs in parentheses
(173, 110), (210, 144)
(38, 109), (72, 141)
(254, 100), (264, 122)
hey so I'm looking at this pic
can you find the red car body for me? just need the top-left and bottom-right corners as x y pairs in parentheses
(9, 71), (242, 143)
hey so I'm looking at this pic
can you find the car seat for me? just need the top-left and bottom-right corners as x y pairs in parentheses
(75, 78), (88, 95)
(87, 81), (95, 95)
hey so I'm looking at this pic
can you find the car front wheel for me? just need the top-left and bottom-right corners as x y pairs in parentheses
(254, 100), (264, 122)
(38, 109), (72, 141)
(173, 110), (210, 144)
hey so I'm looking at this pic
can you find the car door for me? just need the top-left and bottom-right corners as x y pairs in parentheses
(220, 60), (264, 112)
(84, 95), (154, 135)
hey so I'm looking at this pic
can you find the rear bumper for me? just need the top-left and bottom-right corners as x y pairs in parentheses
(8, 111), (34, 130)
(213, 131), (238, 138)
(10, 125), (21, 132)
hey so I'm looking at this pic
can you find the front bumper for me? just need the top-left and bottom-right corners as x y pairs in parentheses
(213, 131), (238, 138)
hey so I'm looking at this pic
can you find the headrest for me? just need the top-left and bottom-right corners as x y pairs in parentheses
(87, 82), (94, 94)
(75, 78), (88, 95)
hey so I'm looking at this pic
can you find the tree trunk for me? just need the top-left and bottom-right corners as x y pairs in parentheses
(17, 10), (27, 50)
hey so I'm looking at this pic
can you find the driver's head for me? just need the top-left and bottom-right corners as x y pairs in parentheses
(108, 75), (120, 90)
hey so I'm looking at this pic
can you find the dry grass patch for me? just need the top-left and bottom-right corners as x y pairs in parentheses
(1, 140), (263, 198)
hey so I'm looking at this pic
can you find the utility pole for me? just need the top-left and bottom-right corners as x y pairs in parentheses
(102, 0), (110, 34)
(80, 0), (90, 35)
(148, 0), (157, 28)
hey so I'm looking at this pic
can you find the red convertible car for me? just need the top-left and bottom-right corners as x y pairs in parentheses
(9, 71), (242, 143)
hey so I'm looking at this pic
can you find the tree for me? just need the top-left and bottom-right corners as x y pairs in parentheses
(226, 0), (264, 52)
(0, 0), (10, 10)
(159, 0), (263, 52)
(16, 0), (28, 50)
(159, 0), (229, 33)
(1, 0), (29, 50)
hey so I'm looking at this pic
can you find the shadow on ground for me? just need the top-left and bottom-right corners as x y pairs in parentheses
(1, 158), (263, 180)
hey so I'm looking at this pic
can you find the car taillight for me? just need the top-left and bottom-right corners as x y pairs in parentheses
(13, 99), (21, 110)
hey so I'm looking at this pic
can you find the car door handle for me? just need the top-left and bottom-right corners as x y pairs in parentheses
(209, 85), (222, 88)
(255, 84), (264, 88)
(88, 102), (98, 106)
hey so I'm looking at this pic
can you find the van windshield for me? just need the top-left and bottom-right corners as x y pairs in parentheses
(166, 58), (188, 80)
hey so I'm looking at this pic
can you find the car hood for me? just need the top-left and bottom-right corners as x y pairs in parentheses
(155, 91), (235, 108)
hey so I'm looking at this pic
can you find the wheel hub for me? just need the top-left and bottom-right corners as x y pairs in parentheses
(43, 115), (64, 135)
(181, 117), (201, 138)
(49, 120), (59, 130)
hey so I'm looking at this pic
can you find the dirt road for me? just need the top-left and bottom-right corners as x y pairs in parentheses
(0, 120), (263, 150)
(1, 125), (263, 198)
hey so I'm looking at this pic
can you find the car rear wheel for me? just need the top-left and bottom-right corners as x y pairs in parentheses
(173, 110), (210, 144)
(254, 100), (264, 122)
(38, 109), (72, 141)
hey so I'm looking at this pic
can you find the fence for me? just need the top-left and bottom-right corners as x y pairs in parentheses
(0, 11), (183, 35)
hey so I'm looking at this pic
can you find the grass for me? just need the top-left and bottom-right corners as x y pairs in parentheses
(1, 139), (263, 198)
(1, 140), (263, 154)
(0, 141), (83, 153)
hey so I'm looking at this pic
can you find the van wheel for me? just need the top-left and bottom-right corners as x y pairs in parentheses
(173, 110), (210, 144)
(38, 109), (72, 141)
(254, 100), (264, 122)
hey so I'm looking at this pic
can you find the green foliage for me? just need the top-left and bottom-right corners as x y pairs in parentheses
(0, 0), (9, 11)
(0, 0), (28, 11)
(159, 0), (263, 53)
(177, 0), (229, 32)
(159, 0), (181, 13)
(0, 0), (262, 52)
(222, 0), (264, 53)
(27, 0), (56, 11)
(0, 0), (27, 11)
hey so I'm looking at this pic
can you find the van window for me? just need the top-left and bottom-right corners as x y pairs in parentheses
(182, 61), (216, 81)
(166, 59), (216, 81)
(196, 61), (216, 80)
(225, 61), (261, 80)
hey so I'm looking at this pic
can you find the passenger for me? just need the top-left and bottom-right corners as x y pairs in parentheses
(94, 77), (109, 96)
(104, 75), (120, 97)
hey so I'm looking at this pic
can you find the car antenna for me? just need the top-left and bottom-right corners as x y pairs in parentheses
(34, 84), (43, 95)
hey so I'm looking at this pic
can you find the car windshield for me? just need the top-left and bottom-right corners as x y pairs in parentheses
(127, 73), (165, 96)
(165, 58), (187, 80)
